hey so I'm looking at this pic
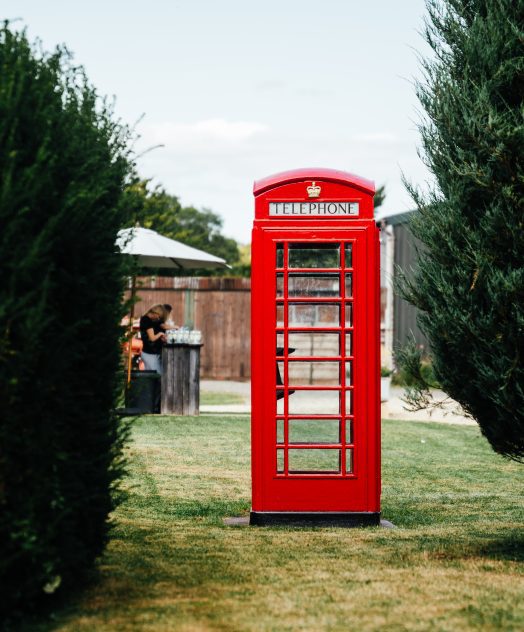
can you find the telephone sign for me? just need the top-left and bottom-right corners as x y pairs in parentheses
(250, 168), (380, 526)
(269, 202), (359, 216)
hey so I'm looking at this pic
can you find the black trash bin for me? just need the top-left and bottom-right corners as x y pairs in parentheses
(126, 370), (160, 414)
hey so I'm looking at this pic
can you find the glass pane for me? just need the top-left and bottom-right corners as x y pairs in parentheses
(289, 449), (341, 473)
(289, 419), (340, 444)
(277, 419), (284, 444)
(277, 449), (284, 473)
(276, 304), (284, 327)
(277, 361), (284, 386)
(289, 303), (340, 327)
(288, 243), (340, 268)
(276, 273), (284, 297)
(288, 361), (340, 385)
(345, 361), (353, 385)
(345, 303), (353, 326)
(288, 274), (340, 297)
(345, 419), (353, 444)
(345, 244), (353, 268)
(346, 448), (354, 474)
(288, 390), (340, 415)
(288, 332), (339, 357)
(345, 274), (353, 298)
(345, 389), (353, 415)
(276, 244), (284, 268)
(276, 332), (284, 354)
(345, 332), (352, 356)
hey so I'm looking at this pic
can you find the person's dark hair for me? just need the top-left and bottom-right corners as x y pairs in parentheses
(163, 304), (173, 314)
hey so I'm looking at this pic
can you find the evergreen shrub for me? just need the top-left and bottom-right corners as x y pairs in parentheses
(402, 1), (524, 460)
(0, 25), (134, 614)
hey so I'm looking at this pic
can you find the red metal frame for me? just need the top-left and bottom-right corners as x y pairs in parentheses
(251, 169), (380, 521)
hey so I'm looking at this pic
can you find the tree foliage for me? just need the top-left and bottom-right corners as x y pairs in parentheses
(401, 0), (524, 460)
(0, 24), (134, 615)
(374, 184), (386, 210)
(124, 179), (242, 274)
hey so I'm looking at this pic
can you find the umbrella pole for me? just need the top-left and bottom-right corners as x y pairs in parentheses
(126, 276), (137, 385)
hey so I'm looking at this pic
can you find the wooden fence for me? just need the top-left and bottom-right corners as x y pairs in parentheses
(126, 274), (389, 382)
(126, 277), (251, 380)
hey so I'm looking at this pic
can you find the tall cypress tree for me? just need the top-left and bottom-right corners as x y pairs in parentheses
(402, 0), (524, 461)
(0, 25), (134, 614)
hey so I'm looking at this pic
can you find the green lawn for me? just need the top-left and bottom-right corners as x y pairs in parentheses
(34, 416), (523, 631)
(199, 391), (246, 406)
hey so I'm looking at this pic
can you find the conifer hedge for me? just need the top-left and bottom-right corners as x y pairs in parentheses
(0, 25), (134, 614)
(403, 1), (524, 460)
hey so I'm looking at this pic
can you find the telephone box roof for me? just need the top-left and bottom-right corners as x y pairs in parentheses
(253, 168), (375, 196)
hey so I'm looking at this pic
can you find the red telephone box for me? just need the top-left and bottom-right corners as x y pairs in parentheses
(250, 168), (380, 526)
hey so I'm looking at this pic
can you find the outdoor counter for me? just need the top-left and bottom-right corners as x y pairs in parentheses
(161, 343), (203, 415)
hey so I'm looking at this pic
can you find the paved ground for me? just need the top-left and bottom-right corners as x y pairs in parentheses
(382, 386), (475, 425)
(200, 380), (476, 425)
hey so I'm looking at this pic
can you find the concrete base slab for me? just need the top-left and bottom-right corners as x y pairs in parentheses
(223, 516), (250, 526)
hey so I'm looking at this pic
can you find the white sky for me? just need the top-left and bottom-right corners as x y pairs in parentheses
(4, 0), (432, 243)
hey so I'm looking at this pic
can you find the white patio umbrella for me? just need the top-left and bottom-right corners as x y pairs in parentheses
(116, 226), (230, 382)
(116, 226), (229, 270)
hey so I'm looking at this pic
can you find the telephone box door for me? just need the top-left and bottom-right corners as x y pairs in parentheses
(251, 225), (380, 524)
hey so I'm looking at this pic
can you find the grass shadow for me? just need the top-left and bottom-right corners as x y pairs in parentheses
(471, 530), (524, 562)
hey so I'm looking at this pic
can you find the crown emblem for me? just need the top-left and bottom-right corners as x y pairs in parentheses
(307, 181), (321, 198)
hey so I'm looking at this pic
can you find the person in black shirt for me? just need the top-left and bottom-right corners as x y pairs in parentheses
(139, 304), (166, 374)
